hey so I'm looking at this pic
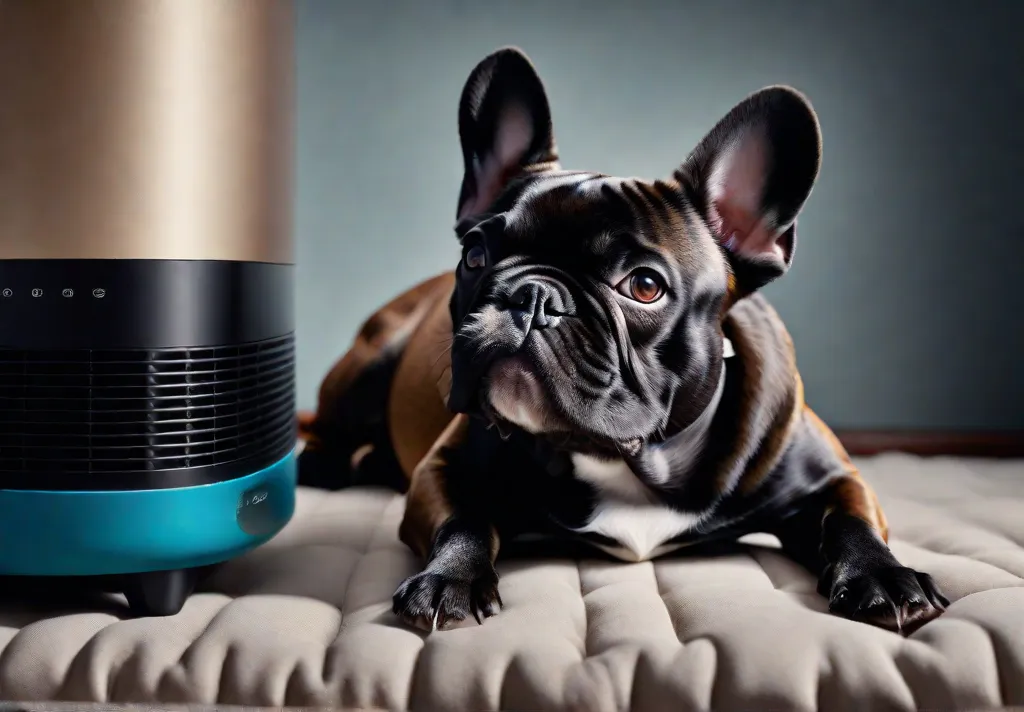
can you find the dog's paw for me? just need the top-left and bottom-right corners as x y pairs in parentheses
(828, 566), (949, 635)
(392, 567), (502, 632)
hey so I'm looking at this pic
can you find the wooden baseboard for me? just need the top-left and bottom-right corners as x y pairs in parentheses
(835, 430), (1024, 458)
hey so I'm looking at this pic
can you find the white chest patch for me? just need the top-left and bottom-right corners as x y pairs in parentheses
(566, 453), (707, 563)
(561, 360), (730, 563)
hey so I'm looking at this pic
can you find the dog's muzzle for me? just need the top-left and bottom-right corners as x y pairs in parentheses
(447, 275), (575, 415)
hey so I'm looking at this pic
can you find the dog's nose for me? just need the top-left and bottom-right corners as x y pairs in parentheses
(509, 280), (564, 329)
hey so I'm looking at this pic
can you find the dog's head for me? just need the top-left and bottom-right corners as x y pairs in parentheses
(446, 47), (821, 456)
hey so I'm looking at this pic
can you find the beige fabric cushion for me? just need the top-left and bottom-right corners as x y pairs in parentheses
(1, 453), (1022, 711)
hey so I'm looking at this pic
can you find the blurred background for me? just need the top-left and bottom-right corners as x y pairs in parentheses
(293, 0), (1024, 432)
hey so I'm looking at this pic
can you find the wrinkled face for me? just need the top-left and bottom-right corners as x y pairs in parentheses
(445, 49), (822, 454)
(448, 173), (731, 452)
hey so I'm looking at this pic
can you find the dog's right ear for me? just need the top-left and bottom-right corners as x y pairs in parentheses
(456, 47), (559, 221)
(676, 86), (822, 293)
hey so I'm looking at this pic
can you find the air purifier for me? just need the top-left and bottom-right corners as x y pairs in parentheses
(0, 0), (297, 616)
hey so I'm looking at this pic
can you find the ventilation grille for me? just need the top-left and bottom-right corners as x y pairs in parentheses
(0, 335), (295, 475)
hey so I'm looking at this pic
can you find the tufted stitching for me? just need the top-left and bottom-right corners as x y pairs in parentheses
(2, 456), (1024, 711)
(953, 603), (1018, 708)
(317, 491), (398, 702)
(331, 493), (393, 631)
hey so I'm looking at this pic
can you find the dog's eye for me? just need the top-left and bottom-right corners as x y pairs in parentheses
(464, 245), (487, 271)
(619, 268), (666, 304)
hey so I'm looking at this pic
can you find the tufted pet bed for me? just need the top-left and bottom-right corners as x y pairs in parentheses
(0, 452), (1022, 712)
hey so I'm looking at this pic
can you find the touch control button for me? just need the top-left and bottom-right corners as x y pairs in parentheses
(31, 288), (42, 298)
(62, 288), (74, 298)
(1, 288), (11, 298)
(92, 288), (106, 298)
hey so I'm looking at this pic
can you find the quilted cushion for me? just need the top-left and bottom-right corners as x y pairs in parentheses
(0, 453), (1022, 711)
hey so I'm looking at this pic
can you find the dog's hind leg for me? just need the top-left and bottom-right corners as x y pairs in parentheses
(297, 342), (407, 491)
(297, 273), (454, 492)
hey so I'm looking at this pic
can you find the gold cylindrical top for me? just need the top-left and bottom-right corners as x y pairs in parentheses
(0, 0), (294, 263)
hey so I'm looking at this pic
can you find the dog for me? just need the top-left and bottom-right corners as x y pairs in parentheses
(297, 47), (948, 635)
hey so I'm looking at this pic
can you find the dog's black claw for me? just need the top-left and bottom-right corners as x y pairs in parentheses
(828, 566), (947, 635)
(473, 576), (502, 620)
(916, 571), (950, 610)
(392, 567), (501, 632)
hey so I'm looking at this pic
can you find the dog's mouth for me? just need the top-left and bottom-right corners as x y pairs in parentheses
(477, 355), (645, 457)
(483, 355), (563, 435)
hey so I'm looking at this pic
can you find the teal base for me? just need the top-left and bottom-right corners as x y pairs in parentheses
(0, 453), (297, 577)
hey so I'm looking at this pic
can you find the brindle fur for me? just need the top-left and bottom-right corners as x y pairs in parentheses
(299, 278), (945, 633)
(299, 47), (947, 635)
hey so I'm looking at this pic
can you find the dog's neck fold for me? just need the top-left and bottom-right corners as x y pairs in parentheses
(624, 336), (733, 487)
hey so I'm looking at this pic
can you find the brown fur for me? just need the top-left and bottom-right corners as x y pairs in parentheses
(804, 406), (890, 542)
(399, 414), (464, 559)
(299, 272), (453, 454)
(713, 296), (802, 495)
(300, 273), (464, 554)
(384, 274), (458, 478)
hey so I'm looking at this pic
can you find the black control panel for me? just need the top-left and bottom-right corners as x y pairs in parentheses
(1, 286), (109, 300)
(0, 259), (294, 349)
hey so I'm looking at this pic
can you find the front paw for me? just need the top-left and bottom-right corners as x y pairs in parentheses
(827, 566), (949, 634)
(392, 566), (502, 632)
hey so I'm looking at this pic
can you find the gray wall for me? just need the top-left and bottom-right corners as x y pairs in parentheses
(294, 0), (1024, 431)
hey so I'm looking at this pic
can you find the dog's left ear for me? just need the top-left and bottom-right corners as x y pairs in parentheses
(679, 86), (822, 291)
(455, 47), (560, 221)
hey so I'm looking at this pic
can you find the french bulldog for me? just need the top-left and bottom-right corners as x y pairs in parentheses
(298, 47), (948, 635)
